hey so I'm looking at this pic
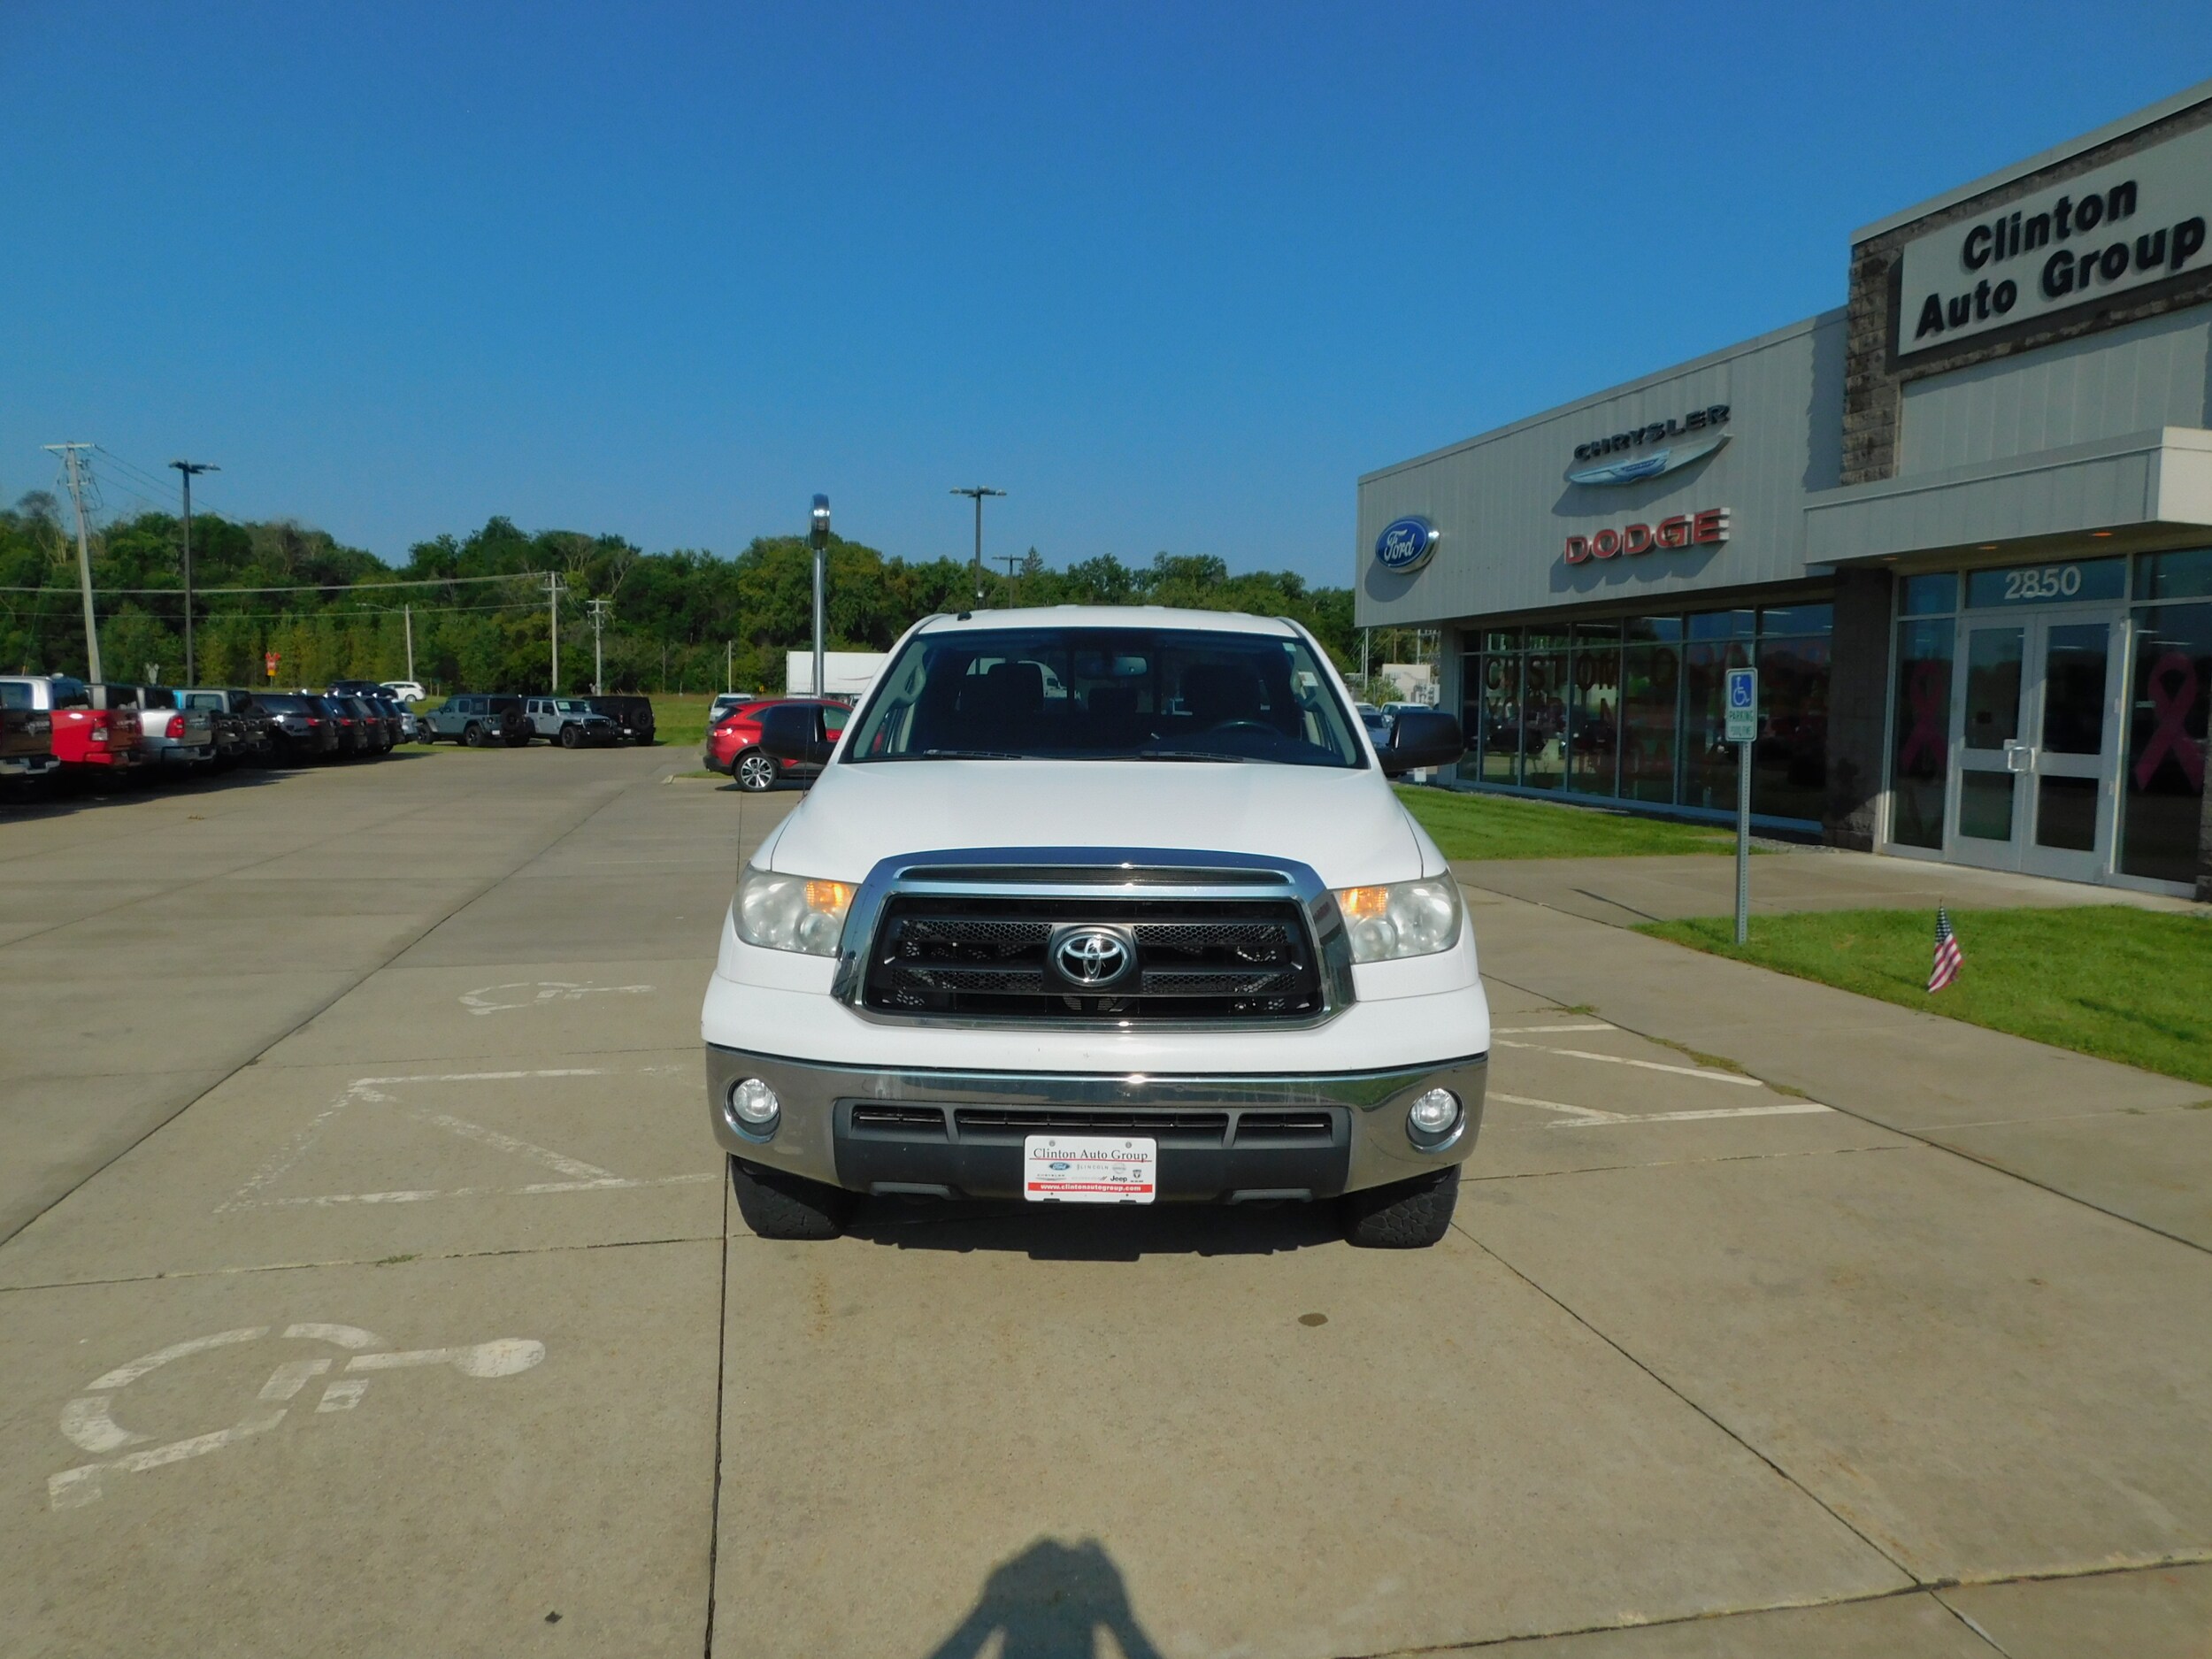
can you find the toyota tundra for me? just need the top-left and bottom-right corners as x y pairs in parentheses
(701, 608), (1487, 1248)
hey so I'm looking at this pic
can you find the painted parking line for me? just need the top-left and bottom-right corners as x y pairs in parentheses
(48, 1323), (545, 1509)
(1491, 1090), (1834, 1127)
(1491, 1041), (1766, 1086)
(1489, 1024), (1618, 1035)
(219, 1066), (710, 1213)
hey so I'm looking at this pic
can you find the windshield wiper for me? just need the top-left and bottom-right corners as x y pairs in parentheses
(1132, 748), (1255, 763)
(895, 748), (1026, 760)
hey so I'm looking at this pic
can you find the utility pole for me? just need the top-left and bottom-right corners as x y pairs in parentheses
(995, 553), (1021, 607)
(587, 598), (611, 695)
(546, 573), (563, 691)
(45, 444), (101, 682)
(169, 460), (218, 685)
(949, 486), (1004, 605)
(403, 603), (415, 683)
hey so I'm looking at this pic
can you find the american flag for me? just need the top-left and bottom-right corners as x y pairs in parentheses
(1928, 907), (1963, 993)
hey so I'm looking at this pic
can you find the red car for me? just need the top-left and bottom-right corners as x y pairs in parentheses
(705, 697), (849, 792)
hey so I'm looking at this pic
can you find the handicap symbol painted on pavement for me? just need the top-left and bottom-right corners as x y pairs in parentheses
(48, 1322), (543, 1509)
(459, 979), (655, 1016)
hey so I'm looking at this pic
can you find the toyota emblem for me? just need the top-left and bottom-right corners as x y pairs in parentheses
(1055, 929), (1130, 986)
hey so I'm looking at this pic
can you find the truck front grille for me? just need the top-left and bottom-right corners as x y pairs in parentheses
(862, 894), (1324, 1024)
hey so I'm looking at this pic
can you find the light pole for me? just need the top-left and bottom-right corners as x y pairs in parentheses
(950, 486), (1004, 605)
(809, 495), (830, 697)
(169, 461), (218, 685)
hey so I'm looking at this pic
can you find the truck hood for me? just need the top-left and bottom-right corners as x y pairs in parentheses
(759, 760), (1432, 888)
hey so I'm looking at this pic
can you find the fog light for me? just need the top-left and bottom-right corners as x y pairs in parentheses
(1407, 1087), (1461, 1145)
(728, 1077), (780, 1134)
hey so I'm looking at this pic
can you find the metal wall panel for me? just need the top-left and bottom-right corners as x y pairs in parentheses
(1355, 311), (1846, 627)
(1898, 309), (2212, 475)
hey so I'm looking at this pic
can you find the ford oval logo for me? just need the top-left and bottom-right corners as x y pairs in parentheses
(1374, 516), (1440, 572)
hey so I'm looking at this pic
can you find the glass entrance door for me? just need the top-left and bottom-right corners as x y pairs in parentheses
(1948, 614), (2119, 879)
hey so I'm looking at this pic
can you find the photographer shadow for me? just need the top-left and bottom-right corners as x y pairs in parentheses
(924, 1538), (1164, 1659)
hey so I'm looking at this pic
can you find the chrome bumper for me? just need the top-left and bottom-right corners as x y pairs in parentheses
(704, 1044), (1485, 1199)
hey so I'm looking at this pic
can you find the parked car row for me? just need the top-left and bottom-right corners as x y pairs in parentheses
(415, 693), (657, 748)
(0, 675), (426, 790)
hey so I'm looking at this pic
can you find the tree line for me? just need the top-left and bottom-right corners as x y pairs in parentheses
(0, 496), (1375, 695)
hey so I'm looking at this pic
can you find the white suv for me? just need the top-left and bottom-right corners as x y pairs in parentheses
(700, 607), (1487, 1248)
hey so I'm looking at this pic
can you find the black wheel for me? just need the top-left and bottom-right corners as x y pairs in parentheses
(463, 721), (483, 748)
(734, 749), (777, 792)
(559, 723), (580, 749)
(729, 1156), (853, 1240)
(1341, 1165), (1460, 1249)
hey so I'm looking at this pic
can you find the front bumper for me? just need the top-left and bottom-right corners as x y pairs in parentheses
(705, 1044), (1485, 1201)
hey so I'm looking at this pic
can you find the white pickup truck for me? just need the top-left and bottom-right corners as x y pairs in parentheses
(701, 607), (1488, 1248)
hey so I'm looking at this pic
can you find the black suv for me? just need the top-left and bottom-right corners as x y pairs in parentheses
(582, 695), (655, 745)
(420, 693), (530, 747)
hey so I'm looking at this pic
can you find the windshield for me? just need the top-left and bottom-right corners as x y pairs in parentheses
(846, 626), (1363, 768)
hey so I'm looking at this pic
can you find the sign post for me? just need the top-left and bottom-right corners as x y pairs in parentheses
(265, 651), (280, 682)
(1725, 667), (1758, 943)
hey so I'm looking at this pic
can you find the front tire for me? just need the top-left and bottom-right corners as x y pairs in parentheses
(559, 723), (580, 749)
(729, 1156), (854, 1240)
(1341, 1165), (1459, 1249)
(734, 749), (777, 792)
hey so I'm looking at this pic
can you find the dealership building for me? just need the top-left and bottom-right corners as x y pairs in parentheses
(1356, 80), (2212, 899)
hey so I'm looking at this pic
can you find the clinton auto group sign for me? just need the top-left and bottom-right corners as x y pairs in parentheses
(1563, 508), (1730, 565)
(1895, 119), (2210, 357)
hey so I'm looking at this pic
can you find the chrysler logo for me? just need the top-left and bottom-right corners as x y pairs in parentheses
(1053, 928), (1132, 986)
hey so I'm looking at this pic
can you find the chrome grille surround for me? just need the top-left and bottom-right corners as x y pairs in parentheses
(827, 846), (1356, 1031)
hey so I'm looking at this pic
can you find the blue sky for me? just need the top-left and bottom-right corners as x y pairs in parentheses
(3, 2), (2207, 583)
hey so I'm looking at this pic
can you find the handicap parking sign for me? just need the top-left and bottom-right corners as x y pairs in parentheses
(1725, 668), (1758, 741)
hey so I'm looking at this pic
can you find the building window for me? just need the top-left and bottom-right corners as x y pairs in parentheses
(1566, 622), (1621, 798)
(1519, 634), (1569, 790)
(1478, 631), (1520, 786)
(1754, 604), (1832, 822)
(1890, 614), (1955, 849)
(1621, 616), (1681, 803)
(2120, 549), (2212, 884)
(1682, 610), (1755, 812)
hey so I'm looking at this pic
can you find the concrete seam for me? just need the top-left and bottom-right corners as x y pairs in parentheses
(1455, 1223), (1926, 1588)
(1930, 1591), (2016, 1655)
(0, 758), (663, 1250)
(0, 1230), (723, 1296)
(1479, 962), (2212, 1262)
(702, 1177), (731, 1659)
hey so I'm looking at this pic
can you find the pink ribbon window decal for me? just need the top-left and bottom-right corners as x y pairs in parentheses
(2133, 651), (2205, 791)
(1897, 659), (1948, 775)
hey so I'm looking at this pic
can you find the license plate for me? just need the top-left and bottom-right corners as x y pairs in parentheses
(1022, 1135), (1156, 1204)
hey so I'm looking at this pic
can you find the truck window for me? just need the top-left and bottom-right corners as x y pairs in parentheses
(847, 627), (1363, 769)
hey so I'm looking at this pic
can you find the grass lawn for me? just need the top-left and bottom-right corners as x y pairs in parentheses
(1640, 906), (2212, 1088)
(649, 693), (725, 748)
(1395, 785), (1746, 860)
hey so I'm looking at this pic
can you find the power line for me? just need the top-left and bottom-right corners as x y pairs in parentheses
(0, 570), (551, 595)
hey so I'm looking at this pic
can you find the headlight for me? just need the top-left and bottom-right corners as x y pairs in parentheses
(1332, 876), (1463, 964)
(735, 865), (855, 956)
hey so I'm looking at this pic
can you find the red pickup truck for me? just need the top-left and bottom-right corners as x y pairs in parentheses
(0, 676), (142, 779)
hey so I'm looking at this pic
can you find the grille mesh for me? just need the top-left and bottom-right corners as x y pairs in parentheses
(862, 892), (1322, 1023)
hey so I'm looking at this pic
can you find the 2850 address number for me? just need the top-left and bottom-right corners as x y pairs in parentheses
(2001, 565), (2083, 603)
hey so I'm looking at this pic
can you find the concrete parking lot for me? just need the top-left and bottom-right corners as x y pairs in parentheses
(3, 750), (2210, 1656)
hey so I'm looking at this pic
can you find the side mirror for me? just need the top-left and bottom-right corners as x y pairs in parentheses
(1377, 710), (1463, 778)
(758, 703), (837, 765)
